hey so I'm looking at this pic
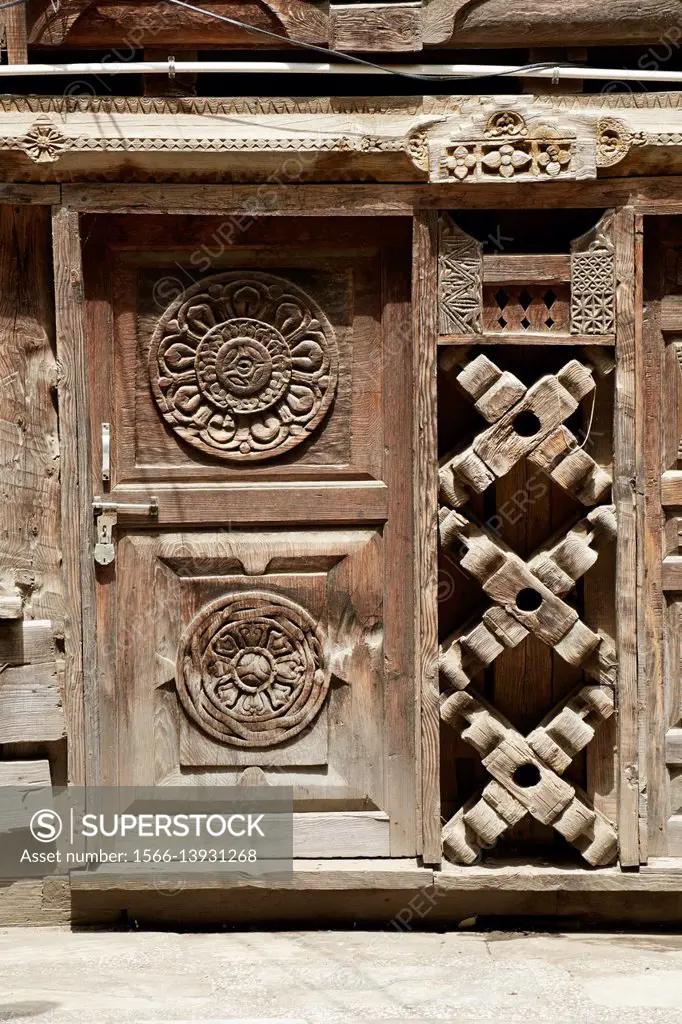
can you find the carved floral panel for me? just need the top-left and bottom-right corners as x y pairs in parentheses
(176, 589), (330, 748)
(148, 271), (339, 461)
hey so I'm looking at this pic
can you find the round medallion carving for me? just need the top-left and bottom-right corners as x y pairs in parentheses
(149, 272), (338, 461)
(176, 591), (330, 747)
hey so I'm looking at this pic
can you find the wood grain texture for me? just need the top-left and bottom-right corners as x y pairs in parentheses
(613, 206), (640, 869)
(413, 210), (441, 866)
(52, 207), (93, 786)
(0, 207), (61, 624)
(292, 812), (390, 857)
(439, 333), (616, 347)
(0, 664), (66, 743)
(1, 2), (27, 62)
(0, 759), (51, 786)
(330, 3), (422, 51)
(0, 621), (57, 666)
(424, 0), (682, 47)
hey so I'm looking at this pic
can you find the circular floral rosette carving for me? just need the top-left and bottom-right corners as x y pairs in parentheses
(149, 272), (338, 461)
(176, 591), (330, 747)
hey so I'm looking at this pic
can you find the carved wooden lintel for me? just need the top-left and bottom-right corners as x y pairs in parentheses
(0, 95), (680, 181)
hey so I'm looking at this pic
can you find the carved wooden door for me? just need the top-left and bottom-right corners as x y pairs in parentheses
(80, 214), (416, 858)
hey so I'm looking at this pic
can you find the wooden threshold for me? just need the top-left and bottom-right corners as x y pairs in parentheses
(69, 858), (432, 891)
(68, 858), (682, 893)
(438, 333), (616, 347)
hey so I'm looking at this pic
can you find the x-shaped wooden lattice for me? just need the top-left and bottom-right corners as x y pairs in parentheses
(439, 353), (612, 508)
(439, 505), (618, 866)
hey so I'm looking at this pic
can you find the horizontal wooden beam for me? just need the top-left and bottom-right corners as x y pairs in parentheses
(662, 556), (682, 591)
(0, 760), (51, 786)
(0, 621), (57, 666)
(107, 483), (389, 526)
(661, 472), (682, 507)
(666, 728), (682, 765)
(483, 254), (571, 284)
(438, 332), (615, 347)
(0, 664), (66, 744)
(661, 296), (682, 332)
(55, 179), (682, 215)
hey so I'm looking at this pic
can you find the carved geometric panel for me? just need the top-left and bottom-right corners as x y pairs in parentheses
(438, 214), (483, 334)
(570, 251), (616, 335)
(149, 271), (339, 461)
(176, 589), (329, 748)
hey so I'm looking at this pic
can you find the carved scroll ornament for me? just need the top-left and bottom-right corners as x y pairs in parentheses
(177, 591), (330, 748)
(149, 272), (338, 461)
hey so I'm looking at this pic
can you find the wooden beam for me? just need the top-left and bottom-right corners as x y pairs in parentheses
(438, 332), (615, 347)
(0, 760), (51, 786)
(0, 664), (66, 744)
(330, 2), (423, 51)
(54, 180), (681, 216)
(482, 254), (571, 284)
(614, 206), (640, 868)
(2, 3), (27, 63)
(52, 208), (93, 786)
(661, 296), (682, 332)
(0, 621), (57, 666)
(413, 210), (441, 867)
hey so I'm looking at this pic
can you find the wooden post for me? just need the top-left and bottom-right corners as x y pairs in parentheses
(52, 207), (98, 786)
(614, 206), (640, 868)
(413, 209), (441, 866)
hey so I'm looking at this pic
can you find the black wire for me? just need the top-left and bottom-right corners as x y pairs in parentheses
(165, 0), (582, 83)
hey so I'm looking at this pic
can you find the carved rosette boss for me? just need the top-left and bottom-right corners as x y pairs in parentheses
(177, 591), (330, 747)
(149, 271), (338, 460)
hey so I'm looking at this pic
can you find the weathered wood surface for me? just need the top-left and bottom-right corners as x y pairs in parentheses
(613, 206), (640, 868)
(0, 664), (66, 743)
(330, 3), (422, 51)
(0, 206), (61, 624)
(413, 210), (441, 866)
(424, 0), (682, 47)
(0, 759), (51, 786)
(52, 207), (91, 786)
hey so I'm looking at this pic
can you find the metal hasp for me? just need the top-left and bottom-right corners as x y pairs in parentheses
(101, 423), (111, 484)
(92, 496), (159, 566)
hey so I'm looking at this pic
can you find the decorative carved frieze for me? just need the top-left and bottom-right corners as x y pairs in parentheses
(149, 271), (338, 462)
(431, 110), (586, 185)
(438, 214), (483, 334)
(176, 590), (329, 748)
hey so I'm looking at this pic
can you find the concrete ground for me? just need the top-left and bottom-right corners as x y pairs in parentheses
(2, 930), (682, 1023)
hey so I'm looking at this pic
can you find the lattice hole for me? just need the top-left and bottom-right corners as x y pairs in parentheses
(483, 283), (570, 333)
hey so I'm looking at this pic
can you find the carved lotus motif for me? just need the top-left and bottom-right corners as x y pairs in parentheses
(176, 591), (330, 747)
(149, 271), (338, 461)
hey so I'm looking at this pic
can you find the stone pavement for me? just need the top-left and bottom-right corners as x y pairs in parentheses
(2, 929), (682, 1023)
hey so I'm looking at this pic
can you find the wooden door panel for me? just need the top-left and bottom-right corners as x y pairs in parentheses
(82, 215), (416, 856)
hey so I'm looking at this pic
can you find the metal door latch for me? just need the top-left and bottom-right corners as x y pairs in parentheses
(92, 497), (159, 566)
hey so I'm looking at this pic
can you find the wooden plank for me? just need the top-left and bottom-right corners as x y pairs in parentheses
(436, 862), (682, 892)
(664, 816), (682, 856)
(69, 858), (432, 891)
(0, 760), (51, 786)
(482, 254), (571, 284)
(330, 3), (422, 51)
(0, 664), (65, 743)
(0, 597), (22, 619)
(614, 206), (640, 868)
(660, 296), (682, 332)
(413, 210), (441, 867)
(0, 206), (62, 625)
(382, 235), (417, 856)
(0, 185), (60, 205)
(60, 180), (682, 216)
(293, 812), (390, 858)
(0, 621), (56, 666)
(2, 2), (27, 63)
(439, 333), (615, 347)
(105, 483), (389, 526)
(635, 219), (663, 862)
(52, 208), (93, 786)
(662, 557), (682, 591)
(661, 473), (682, 505)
